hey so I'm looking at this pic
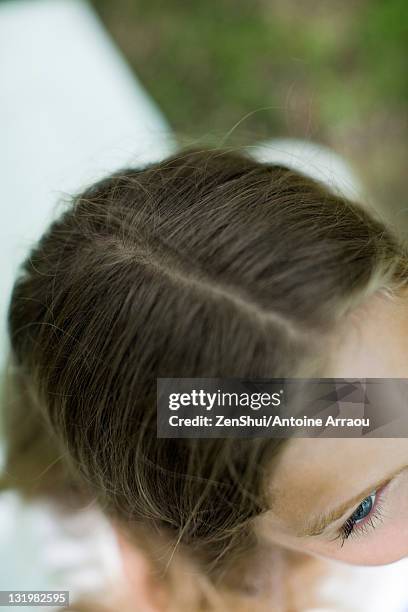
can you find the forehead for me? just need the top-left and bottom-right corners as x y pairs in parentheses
(265, 438), (407, 533)
(263, 289), (408, 533)
(328, 288), (408, 378)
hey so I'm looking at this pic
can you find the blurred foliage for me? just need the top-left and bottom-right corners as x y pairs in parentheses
(359, 0), (408, 103)
(91, 0), (407, 138)
(91, 0), (407, 215)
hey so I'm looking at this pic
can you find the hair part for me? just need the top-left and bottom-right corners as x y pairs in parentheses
(2, 146), (408, 610)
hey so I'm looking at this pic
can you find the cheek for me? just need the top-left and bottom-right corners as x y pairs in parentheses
(299, 522), (408, 566)
(366, 521), (408, 565)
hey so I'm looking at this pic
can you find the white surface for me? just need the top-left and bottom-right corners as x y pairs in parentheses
(0, 0), (175, 372)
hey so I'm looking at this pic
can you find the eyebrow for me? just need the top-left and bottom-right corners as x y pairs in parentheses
(296, 464), (407, 538)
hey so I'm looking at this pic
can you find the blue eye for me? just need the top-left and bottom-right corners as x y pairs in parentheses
(350, 493), (375, 523)
(338, 491), (378, 545)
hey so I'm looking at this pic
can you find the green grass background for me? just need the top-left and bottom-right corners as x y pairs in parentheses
(92, 0), (407, 225)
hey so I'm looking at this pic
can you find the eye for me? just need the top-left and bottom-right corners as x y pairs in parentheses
(350, 493), (375, 523)
(338, 491), (381, 546)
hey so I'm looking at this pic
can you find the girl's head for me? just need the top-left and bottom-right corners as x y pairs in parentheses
(4, 147), (408, 611)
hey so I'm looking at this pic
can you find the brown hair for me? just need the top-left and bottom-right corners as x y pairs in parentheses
(2, 147), (407, 611)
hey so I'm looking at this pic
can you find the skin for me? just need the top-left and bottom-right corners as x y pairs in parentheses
(116, 287), (408, 609)
(258, 288), (408, 566)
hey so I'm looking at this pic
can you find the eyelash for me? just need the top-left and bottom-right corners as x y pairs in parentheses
(336, 491), (385, 547)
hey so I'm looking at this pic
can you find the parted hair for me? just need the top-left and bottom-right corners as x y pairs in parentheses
(2, 147), (407, 611)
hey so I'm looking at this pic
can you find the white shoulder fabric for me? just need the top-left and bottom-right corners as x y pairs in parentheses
(0, 485), (125, 609)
